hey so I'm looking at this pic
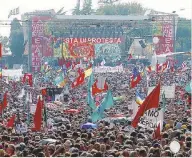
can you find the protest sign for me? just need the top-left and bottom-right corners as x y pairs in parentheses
(138, 108), (164, 129)
(148, 85), (175, 98)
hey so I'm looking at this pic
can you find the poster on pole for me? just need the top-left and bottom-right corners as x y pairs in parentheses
(148, 85), (175, 98)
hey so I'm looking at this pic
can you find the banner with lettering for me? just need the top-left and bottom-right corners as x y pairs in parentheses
(152, 15), (176, 55)
(53, 37), (123, 60)
(31, 16), (52, 72)
(94, 65), (124, 73)
(138, 108), (164, 129)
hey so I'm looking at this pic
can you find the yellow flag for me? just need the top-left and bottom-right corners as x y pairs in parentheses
(85, 68), (92, 78)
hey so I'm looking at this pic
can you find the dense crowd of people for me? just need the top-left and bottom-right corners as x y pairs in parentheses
(0, 61), (191, 157)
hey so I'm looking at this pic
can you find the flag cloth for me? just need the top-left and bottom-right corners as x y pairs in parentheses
(87, 73), (96, 110)
(130, 67), (141, 88)
(135, 91), (144, 106)
(54, 74), (67, 88)
(152, 122), (162, 140)
(146, 66), (152, 72)
(8, 7), (19, 18)
(128, 54), (132, 60)
(91, 90), (114, 122)
(0, 43), (2, 58)
(32, 97), (43, 131)
(0, 92), (8, 113)
(131, 82), (160, 128)
(156, 62), (167, 73)
(92, 79), (108, 96)
(23, 73), (33, 87)
(84, 67), (92, 78)
(71, 72), (85, 88)
(162, 91), (166, 112)
(6, 115), (15, 128)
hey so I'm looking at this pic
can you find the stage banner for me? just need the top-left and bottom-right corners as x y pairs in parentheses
(152, 15), (176, 55)
(53, 37), (123, 60)
(31, 16), (52, 72)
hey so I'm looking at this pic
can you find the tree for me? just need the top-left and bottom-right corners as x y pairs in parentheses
(9, 18), (25, 67)
(81, 0), (93, 15)
(96, 2), (146, 15)
(72, 0), (81, 15)
(176, 18), (191, 52)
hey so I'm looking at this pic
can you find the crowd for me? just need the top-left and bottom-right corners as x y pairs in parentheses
(0, 61), (191, 157)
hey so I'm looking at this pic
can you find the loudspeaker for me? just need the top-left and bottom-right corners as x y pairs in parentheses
(139, 40), (146, 48)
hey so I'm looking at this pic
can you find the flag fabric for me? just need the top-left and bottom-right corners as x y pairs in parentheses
(6, 115), (15, 128)
(54, 74), (67, 88)
(130, 67), (141, 88)
(131, 82), (160, 128)
(162, 91), (166, 112)
(71, 72), (85, 88)
(87, 73), (96, 110)
(23, 73), (33, 87)
(92, 79), (108, 96)
(0, 43), (2, 58)
(181, 61), (187, 69)
(146, 66), (152, 72)
(91, 90), (114, 122)
(8, 7), (19, 18)
(152, 122), (162, 140)
(156, 62), (167, 73)
(100, 59), (106, 66)
(128, 54), (132, 61)
(32, 97), (43, 131)
(135, 91), (144, 106)
(84, 67), (93, 78)
(0, 92), (8, 112)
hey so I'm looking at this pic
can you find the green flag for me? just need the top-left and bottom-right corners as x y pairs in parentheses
(87, 73), (96, 110)
(162, 91), (166, 112)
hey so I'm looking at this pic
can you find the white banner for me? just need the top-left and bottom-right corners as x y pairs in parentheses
(148, 85), (175, 98)
(138, 108), (164, 129)
(2, 69), (23, 81)
(94, 65), (124, 73)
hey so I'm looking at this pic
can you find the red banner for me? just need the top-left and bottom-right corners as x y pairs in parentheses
(68, 42), (95, 58)
(31, 16), (52, 72)
(153, 15), (174, 55)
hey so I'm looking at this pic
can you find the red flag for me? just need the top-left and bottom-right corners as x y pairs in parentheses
(32, 97), (43, 131)
(92, 80), (108, 96)
(0, 43), (2, 58)
(131, 82), (160, 128)
(41, 88), (47, 96)
(23, 73), (33, 87)
(0, 92), (8, 113)
(6, 115), (15, 128)
(128, 54), (132, 61)
(71, 73), (85, 88)
(153, 123), (162, 140)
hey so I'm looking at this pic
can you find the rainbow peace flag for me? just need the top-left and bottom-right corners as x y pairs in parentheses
(135, 91), (144, 105)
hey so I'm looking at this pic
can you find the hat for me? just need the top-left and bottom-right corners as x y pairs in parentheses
(35, 136), (40, 141)
(181, 125), (187, 129)
(65, 140), (72, 147)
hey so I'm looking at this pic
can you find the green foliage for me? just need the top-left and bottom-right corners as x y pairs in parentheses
(176, 18), (191, 52)
(96, 2), (146, 15)
(9, 18), (25, 67)
(81, 0), (93, 15)
(72, 0), (81, 15)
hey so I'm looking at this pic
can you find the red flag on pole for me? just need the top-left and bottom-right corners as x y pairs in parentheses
(32, 97), (43, 131)
(71, 73), (85, 88)
(0, 43), (2, 58)
(6, 115), (15, 128)
(131, 82), (160, 128)
(92, 80), (108, 96)
(0, 92), (8, 113)
(23, 73), (33, 87)
(152, 122), (162, 140)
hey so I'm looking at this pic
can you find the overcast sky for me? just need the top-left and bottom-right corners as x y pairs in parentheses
(0, 0), (191, 36)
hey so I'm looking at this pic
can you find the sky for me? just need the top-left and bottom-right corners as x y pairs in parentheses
(0, 0), (191, 36)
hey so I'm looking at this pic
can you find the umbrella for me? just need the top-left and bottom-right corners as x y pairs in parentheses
(81, 122), (97, 129)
